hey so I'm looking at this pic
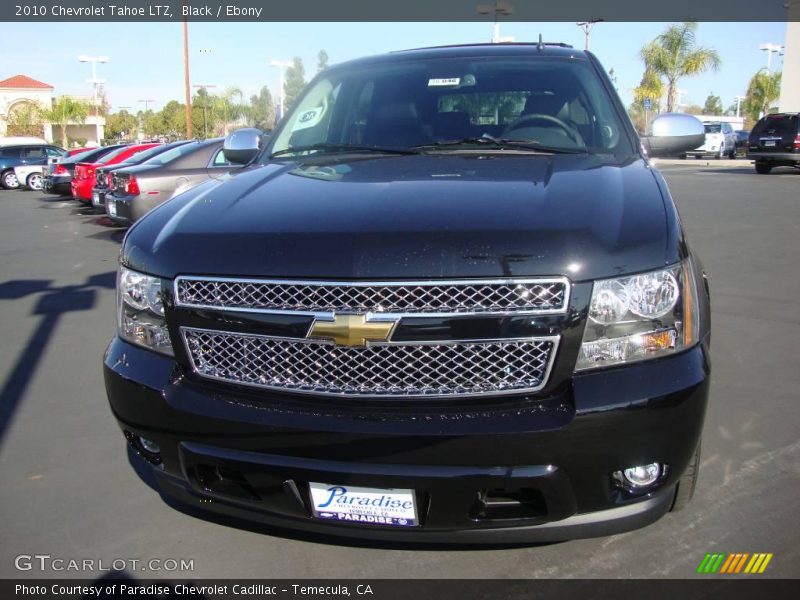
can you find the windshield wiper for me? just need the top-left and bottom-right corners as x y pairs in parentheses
(270, 143), (420, 159)
(418, 134), (587, 154)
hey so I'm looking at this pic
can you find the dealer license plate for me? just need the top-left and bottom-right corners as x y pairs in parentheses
(765, 141), (776, 147)
(309, 482), (418, 527)
(107, 199), (117, 217)
(92, 191), (101, 207)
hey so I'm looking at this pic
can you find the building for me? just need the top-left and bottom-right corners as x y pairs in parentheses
(779, 20), (800, 113)
(0, 74), (105, 146)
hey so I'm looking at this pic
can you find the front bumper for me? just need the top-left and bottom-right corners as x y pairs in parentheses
(104, 337), (710, 542)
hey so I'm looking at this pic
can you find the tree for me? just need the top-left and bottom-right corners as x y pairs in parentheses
(247, 86), (276, 131)
(640, 22), (721, 112)
(702, 93), (723, 116)
(633, 67), (665, 114)
(215, 86), (246, 135)
(105, 110), (139, 140)
(283, 57), (307, 112)
(5, 102), (44, 137)
(742, 69), (782, 122)
(317, 49), (329, 73)
(41, 96), (89, 147)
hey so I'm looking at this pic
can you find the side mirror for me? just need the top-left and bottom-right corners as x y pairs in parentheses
(223, 127), (263, 164)
(642, 113), (705, 158)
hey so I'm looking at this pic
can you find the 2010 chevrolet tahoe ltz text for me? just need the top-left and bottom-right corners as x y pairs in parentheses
(104, 43), (711, 543)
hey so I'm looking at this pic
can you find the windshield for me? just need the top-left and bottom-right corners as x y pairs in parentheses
(704, 124), (722, 133)
(270, 55), (632, 157)
(97, 146), (131, 164)
(121, 143), (175, 165)
(141, 142), (201, 166)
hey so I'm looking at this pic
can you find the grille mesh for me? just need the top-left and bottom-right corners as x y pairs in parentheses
(183, 328), (556, 397)
(176, 278), (567, 314)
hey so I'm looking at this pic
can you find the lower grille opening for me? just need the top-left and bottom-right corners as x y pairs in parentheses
(470, 487), (547, 521)
(195, 465), (261, 501)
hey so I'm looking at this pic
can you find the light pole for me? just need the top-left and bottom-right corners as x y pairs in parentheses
(734, 95), (746, 118)
(182, 9), (192, 139)
(77, 54), (109, 109)
(576, 19), (602, 51)
(192, 84), (216, 138)
(137, 100), (154, 140)
(269, 59), (293, 122)
(759, 43), (784, 71)
(476, 1), (514, 43)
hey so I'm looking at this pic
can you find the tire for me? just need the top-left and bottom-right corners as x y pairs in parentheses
(671, 440), (701, 512)
(755, 162), (772, 174)
(679, 153), (687, 160)
(26, 172), (43, 191)
(716, 145), (724, 160)
(1, 169), (20, 190)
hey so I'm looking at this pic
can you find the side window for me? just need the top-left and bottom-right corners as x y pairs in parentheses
(0, 147), (22, 158)
(209, 149), (232, 167)
(45, 147), (64, 158)
(23, 147), (45, 160)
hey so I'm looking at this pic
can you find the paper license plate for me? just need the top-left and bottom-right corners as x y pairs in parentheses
(92, 191), (101, 207)
(309, 482), (418, 527)
(107, 199), (117, 217)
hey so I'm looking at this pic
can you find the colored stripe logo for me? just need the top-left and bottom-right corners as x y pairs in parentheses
(697, 553), (773, 574)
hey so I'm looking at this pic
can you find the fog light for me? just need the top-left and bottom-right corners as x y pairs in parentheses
(622, 463), (662, 487)
(139, 437), (160, 454)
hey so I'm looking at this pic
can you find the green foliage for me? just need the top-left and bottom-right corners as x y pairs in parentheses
(639, 22), (721, 112)
(702, 93), (724, 116)
(633, 67), (664, 113)
(283, 57), (307, 113)
(105, 109), (139, 140)
(41, 96), (90, 147)
(317, 49), (329, 73)
(248, 86), (276, 131)
(5, 102), (44, 137)
(742, 69), (782, 123)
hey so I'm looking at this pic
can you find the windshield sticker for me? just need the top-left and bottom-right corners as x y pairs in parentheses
(292, 107), (324, 131)
(428, 78), (461, 87)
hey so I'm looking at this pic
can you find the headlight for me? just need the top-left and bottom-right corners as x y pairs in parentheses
(575, 261), (699, 371)
(117, 266), (172, 355)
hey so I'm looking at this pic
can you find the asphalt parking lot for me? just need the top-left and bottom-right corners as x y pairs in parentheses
(0, 161), (798, 580)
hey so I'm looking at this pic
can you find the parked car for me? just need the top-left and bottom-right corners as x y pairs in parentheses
(734, 130), (749, 157)
(13, 164), (46, 190)
(747, 112), (800, 174)
(42, 145), (126, 196)
(105, 43), (710, 543)
(0, 143), (66, 189)
(685, 121), (737, 159)
(91, 141), (192, 212)
(105, 138), (232, 225)
(71, 143), (161, 203)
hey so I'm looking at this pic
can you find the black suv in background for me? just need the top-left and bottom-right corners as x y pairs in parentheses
(747, 113), (800, 174)
(104, 43), (710, 543)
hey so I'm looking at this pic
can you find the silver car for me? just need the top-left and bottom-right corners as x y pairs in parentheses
(685, 121), (737, 159)
(105, 138), (234, 225)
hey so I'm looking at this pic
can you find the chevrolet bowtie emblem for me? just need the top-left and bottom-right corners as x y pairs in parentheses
(309, 314), (396, 347)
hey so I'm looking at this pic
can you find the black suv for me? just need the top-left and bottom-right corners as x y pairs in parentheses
(747, 113), (800, 174)
(104, 43), (711, 543)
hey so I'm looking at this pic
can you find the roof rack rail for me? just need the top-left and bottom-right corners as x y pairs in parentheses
(394, 42), (574, 53)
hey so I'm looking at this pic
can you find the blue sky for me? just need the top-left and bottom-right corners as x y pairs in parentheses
(0, 21), (788, 112)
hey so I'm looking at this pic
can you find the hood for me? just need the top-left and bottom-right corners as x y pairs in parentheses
(123, 153), (679, 282)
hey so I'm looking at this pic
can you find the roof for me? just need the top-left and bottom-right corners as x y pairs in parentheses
(0, 75), (54, 89)
(330, 42), (587, 72)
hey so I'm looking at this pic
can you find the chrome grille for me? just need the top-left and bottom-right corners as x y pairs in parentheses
(183, 328), (557, 397)
(175, 277), (568, 315)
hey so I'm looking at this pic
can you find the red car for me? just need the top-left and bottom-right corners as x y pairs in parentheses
(72, 143), (160, 202)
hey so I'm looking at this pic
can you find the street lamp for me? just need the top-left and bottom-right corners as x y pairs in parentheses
(476, 1), (514, 43)
(192, 84), (216, 138)
(77, 55), (109, 109)
(759, 43), (784, 71)
(576, 19), (603, 51)
(269, 59), (293, 122)
(734, 95), (746, 118)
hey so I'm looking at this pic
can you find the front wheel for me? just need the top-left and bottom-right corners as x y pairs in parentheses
(755, 162), (772, 174)
(26, 172), (43, 191)
(670, 440), (701, 512)
(1, 170), (20, 190)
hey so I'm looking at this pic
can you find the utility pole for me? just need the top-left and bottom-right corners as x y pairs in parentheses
(734, 95), (746, 118)
(759, 43), (783, 71)
(576, 20), (602, 51)
(192, 84), (216, 138)
(476, 1), (514, 43)
(269, 59), (293, 122)
(182, 3), (192, 139)
(137, 100), (154, 140)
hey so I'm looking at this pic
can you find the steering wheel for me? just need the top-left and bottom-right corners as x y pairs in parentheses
(503, 113), (581, 144)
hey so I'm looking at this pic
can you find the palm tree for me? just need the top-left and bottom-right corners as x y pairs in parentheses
(633, 67), (665, 113)
(216, 86), (245, 135)
(640, 22), (721, 112)
(742, 69), (782, 122)
(41, 96), (89, 147)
